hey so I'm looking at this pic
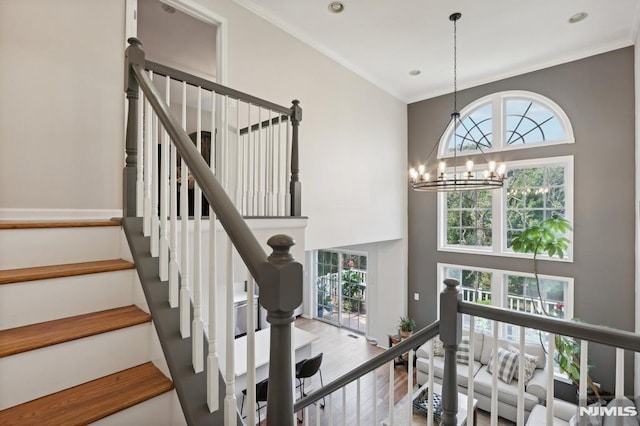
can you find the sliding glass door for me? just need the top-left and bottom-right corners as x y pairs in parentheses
(315, 250), (367, 334)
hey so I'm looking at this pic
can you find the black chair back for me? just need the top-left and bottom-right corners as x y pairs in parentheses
(296, 352), (323, 379)
(256, 378), (269, 402)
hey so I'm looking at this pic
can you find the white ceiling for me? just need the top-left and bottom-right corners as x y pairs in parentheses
(233, 0), (640, 103)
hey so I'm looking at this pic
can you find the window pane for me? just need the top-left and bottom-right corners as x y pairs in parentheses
(505, 99), (567, 145)
(445, 190), (492, 247)
(506, 164), (568, 249)
(446, 103), (493, 153)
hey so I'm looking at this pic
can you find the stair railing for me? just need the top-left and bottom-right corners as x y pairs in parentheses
(124, 38), (301, 426)
(296, 279), (640, 426)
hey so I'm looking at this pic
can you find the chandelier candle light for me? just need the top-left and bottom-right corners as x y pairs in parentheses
(409, 12), (506, 191)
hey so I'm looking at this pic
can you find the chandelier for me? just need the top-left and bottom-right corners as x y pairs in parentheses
(409, 12), (505, 192)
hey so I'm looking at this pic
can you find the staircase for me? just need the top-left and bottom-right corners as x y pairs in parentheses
(0, 219), (182, 425)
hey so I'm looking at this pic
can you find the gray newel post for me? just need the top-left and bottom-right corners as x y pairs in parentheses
(123, 38), (145, 217)
(289, 100), (302, 217)
(259, 234), (303, 426)
(440, 278), (462, 426)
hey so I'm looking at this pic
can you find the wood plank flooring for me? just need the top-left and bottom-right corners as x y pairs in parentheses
(0, 305), (151, 357)
(0, 362), (173, 425)
(0, 259), (135, 285)
(250, 318), (513, 425)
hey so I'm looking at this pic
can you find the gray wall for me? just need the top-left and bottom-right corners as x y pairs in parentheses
(408, 47), (635, 394)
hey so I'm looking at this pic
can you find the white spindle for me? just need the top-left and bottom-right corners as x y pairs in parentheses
(247, 103), (254, 216)
(517, 327), (525, 426)
(491, 321), (499, 426)
(615, 347), (625, 398)
(179, 81), (191, 339)
(388, 361), (394, 425)
(372, 368), (377, 425)
(159, 76), (170, 282)
(303, 406), (309, 426)
(277, 115), (284, 216)
(258, 108), (265, 216)
(427, 339), (434, 426)
(342, 385), (347, 425)
(223, 95), (230, 191)
(407, 349), (413, 424)
(329, 392), (334, 426)
(285, 120), (291, 214)
(579, 339), (588, 407)
(546, 334), (555, 426)
(143, 71), (153, 236)
(467, 317), (476, 426)
(206, 202), (219, 412)
(168, 100), (179, 307)
(316, 396), (320, 425)
(235, 100), (243, 211)
(268, 110), (275, 216)
(192, 87), (204, 373)
(136, 89), (144, 216)
(246, 273), (256, 426)
(224, 238), (237, 425)
(356, 377), (361, 426)
(151, 81), (160, 257)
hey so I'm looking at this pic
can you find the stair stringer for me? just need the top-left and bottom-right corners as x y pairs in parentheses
(122, 217), (239, 426)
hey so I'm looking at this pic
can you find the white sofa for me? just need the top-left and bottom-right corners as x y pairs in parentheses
(416, 332), (549, 423)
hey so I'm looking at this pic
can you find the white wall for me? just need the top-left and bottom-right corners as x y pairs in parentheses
(634, 29), (639, 395)
(0, 0), (125, 212)
(191, 0), (408, 251)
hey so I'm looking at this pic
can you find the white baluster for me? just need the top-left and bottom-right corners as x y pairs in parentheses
(356, 377), (361, 426)
(285, 121), (291, 214)
(168, 123), (179, 308)
(372, 368), (378, 425)
(615, 347), (624, 398)
(316, 391), (321, 425)
(467, 317), (476, 426)
(207, 207), (219, 412)
(246, 273), (256, 426)
(276, 115), (284, 216)
(247, 103), (254, 216)
(517, 326), (525, 426)
(407, 349), (413, 424)
(428, 339), (434, 426)
(235, 101), (243, 212)
(342, 385), (347, 425)
(179, 80), (191, 339)
(223, 95), (230, 192)
(192, 87), (204, 373)
(491, 321), (499, 426)
(546, 334), (555, 426)
(159, 76), (170, 281)
(579, 339), (588, 408)
(388, 361), (394, 425)
(143, 71), (153, 236)
(303, 406), (309, 426)
(136, 89), (144, 216)
(329, 392), (334, 426)
(224, 238), (237, 426)
(151, 78), (159, 257)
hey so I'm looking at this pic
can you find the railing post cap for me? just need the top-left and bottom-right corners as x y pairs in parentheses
(127, 37), (143, 48)
(267, 234), (296, 264)
(292, 99), (300, 105)
(443, 278), (459, 288)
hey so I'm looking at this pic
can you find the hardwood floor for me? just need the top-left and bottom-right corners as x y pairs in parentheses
(253, 318), (515, 426)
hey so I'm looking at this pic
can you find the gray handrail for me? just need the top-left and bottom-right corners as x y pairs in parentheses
(145, 60), (292, 116)
(294, 321), (440, 412)
(132, 62), (268, 280)
(459, 300), (640, 352)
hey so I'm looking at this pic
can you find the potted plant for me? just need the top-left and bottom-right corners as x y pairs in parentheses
(511, 214), (599, 398)
(398, 316), (416, 339)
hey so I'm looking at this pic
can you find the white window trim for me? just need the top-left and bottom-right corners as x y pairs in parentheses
(438, 90), (575, 159)
(437, 155), (574, 262)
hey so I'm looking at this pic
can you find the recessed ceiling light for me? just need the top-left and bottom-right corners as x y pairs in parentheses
(568, 12), (588, 24)
(328, 2), (345, 14)
(409, 70), (421, 76)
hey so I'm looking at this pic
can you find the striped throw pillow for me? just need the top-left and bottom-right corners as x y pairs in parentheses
(456, 336), (470, 364)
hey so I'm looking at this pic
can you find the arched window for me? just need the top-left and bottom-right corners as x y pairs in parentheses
(436, 91), (574, 261)
(439, 91), (574, 158)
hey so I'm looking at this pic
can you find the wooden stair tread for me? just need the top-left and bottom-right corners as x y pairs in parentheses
(0, 259), (135, 285)
(0, 219), (121, 229)
(0, 305), (151, 357)
(0, 362), (173, 425)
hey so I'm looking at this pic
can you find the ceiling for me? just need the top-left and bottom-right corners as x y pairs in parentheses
(232, 0), (640, 103)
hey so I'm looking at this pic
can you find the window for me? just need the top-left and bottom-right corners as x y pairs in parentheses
(436, 90), (574, 261)
(438, 263), (573, 344)
(440, 91), (574, 158)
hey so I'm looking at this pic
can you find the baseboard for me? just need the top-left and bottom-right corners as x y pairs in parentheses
(0, 208), (123, 221)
